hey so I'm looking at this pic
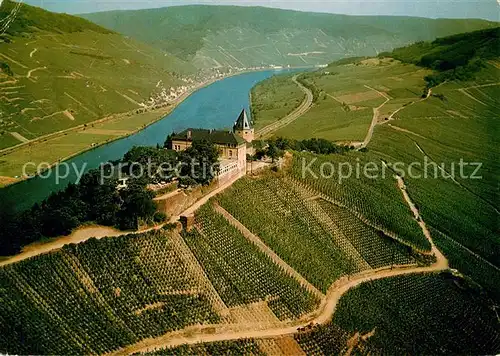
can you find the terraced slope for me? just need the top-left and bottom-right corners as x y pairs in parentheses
(217, 175), (421, 292)
(250, 28), (500, 302)
(0, 0), (194, 152)
(183, 203), (320, 320)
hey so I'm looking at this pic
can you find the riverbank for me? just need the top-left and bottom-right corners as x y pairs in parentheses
(1, 66), (314, 188)
(0, 72), (239, 187)
(0, 68), (311, 213)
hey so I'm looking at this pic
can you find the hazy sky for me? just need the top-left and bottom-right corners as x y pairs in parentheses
(21, 0), (500, 21)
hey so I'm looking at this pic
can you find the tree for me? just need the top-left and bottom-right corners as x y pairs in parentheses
(122, 146), (178, 183)
(118, 179), (156, 230)
(164, 132), (176, 149)
(266, 143), (284, 163)
(78, 169), (121, 225)
(179, 140), (219, 186)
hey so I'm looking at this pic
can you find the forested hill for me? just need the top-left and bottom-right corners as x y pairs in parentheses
(0, 0), (194, 152)
(380, 27), (500, 86)
(81, 5), (498, 68)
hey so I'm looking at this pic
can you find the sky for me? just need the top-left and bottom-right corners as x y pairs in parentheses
(20, 0), (500, 21)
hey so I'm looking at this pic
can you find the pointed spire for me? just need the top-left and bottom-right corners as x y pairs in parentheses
(233, 109), (252, 131)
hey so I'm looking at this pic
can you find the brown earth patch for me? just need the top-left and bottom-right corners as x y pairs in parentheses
(335, 90), (382, 104)
(0, 176), (21, 187)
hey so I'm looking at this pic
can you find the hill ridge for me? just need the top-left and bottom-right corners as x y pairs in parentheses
(81, 5), (498, 68)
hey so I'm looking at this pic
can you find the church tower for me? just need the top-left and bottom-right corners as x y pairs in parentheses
(233, 109), (254, 143)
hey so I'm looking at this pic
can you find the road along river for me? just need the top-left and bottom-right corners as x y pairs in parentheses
(1, 69), (299, 212)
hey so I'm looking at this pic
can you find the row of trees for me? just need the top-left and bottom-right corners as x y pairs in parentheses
(0, 172), (156, 255)
(0, 139), (220, 256)
(296, 74), (322, 103)
(252, 137), (354, 162)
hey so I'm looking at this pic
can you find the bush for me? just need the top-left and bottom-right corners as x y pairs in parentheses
(153, 211), (167, 223)
(0, 62), (13, 76)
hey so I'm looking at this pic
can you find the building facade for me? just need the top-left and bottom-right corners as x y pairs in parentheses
(169, 109), (254, 177)
(233, 109), (254, 143)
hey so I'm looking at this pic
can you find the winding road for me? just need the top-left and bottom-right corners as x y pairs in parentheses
(0, 71), (455, 354)
(0, 172), (244, 267)
(255, 75), (314, 139)
(1, 153), (450, 355)
(108, 174), (449, 355)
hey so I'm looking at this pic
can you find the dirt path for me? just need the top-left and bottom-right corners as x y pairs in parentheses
(170, 231), (230, 317)
(174, 172), (244, 220)
(110, 254), (447, 355)
(214, 203), (324, 299)
(115, 90), (142, 106)
(9, 131), (29, 143)
(29, 48), (37, 58)
(0, 224), (167, 267)
(256, 75), (314, 138)
(460, 82), (500, 90)
(458, 88), (488, 106)
(0, 167), (451, 354)
(378, 88), (433, 128)
(26, 66), (47, 79)
(387, 124), (428, 139)
(0, 171), (245, 267)
(0, 53), (28, 69)
(153, 189), (182, 201)
(109, 175), (449, 355)
(0, 226), (127, 267)
(358, 85), (391, 149)
(64, 92), (97, 117)
(395, 175), (448, 269)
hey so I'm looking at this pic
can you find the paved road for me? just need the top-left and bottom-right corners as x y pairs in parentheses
(256, 75), (314, 139)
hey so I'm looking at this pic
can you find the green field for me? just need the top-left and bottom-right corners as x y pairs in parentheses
(289, 152), (429, 252)
(255, 60), (431, 142)
(250, 73), (305, 130)
(0, 106), (174, 180)
(250, 42), (499, 303)
(217, 174), (421, 291)
(217, 175), (358, 292)
(366, 65), (500, 272)
(0, 4), (499, 354)
(184, 203), (319, 318)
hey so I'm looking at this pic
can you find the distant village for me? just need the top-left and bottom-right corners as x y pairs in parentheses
(141, 64), (327, 109)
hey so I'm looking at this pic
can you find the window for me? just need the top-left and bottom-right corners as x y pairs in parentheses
(229, 150), (233, 157)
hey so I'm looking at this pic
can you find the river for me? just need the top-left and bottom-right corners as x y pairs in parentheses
(1, 69), (294, 212)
